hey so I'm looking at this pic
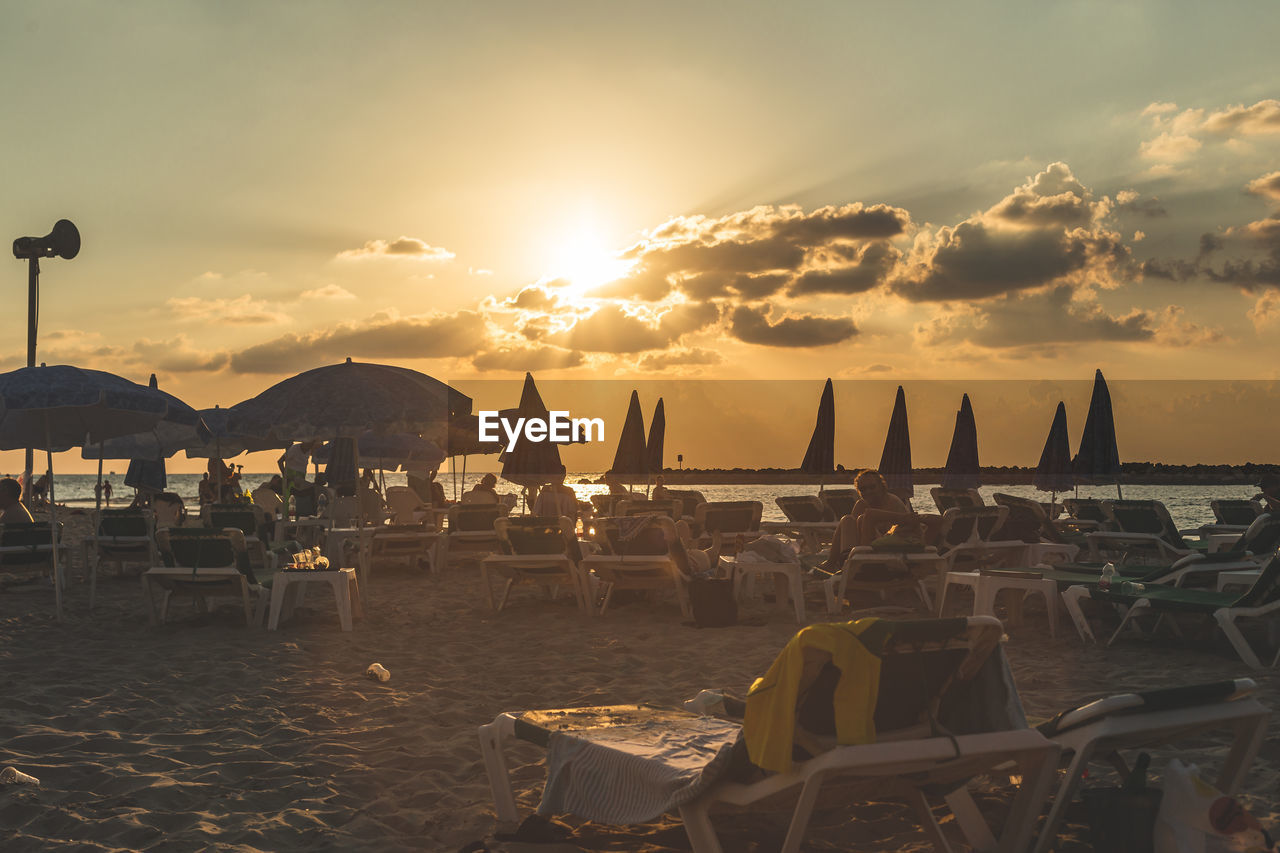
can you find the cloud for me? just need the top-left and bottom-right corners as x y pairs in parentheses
(166, 294), (289, 325)
(336, 237), (456, 261)
(637, 347), (724, 370)
(131, 337), (231, 372)
(728, 305), (858, 347)
(892, 163), (1133, 302)
(1139, 98), (1280, 166)
(1201, 99), (1280, 136)
(300, 284), (356, 300)
(534, 301), (721, 354)
(1115, 190), (1168, 217)
(786, 242), (901, 297)
(1246, 171), (1280, 201)
(1150, 306), (1224, 347)
(228, 310), (485, 373)
(1248, 291), (1280, 331)
(1139, 132), (1202, 163)
(472, 345), (583, 371)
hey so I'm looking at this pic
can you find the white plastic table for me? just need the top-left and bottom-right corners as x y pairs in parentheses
(267, 566), (363, 631)
(728, 556), (806, 623)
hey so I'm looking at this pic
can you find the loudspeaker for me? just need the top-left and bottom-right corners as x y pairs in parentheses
(12, 219), (80, 260)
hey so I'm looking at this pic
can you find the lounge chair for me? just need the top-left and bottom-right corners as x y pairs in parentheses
(692, 501), (763, 553)
(946, 677), (1270, 853)
(478, 616), (1060, 853)
(1060, 498), (1108, 534)
(0, 522), (69, 594)
(82, 509), (158, 607)
(151, 492), (186, 529)
(143, 528), (267, 626)
(589, 493), (627, 518)
(991, 493), (1081, 565)
(384, 485), (426, 525)
(201, 503), (271, 569)
(615, 498), (683, 518)
(361, 521), (441, 584)
(666, 489), (708, 520)
(930, 486), (984, 514)
(1061, 551), (1280, 668)
(481, 515), (589, 611)
(775, 495), (827, 523)
(582, 515), (692, 616)
(764, 496), (837, 554)
(439, 503), (509, 568)
(818, 488), (858, 521)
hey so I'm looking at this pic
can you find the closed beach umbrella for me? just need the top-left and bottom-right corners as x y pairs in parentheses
(124, 456), (167, 492)
(1074, 369), (1122, 498)
(878, 385), (914, 500)
(1034, 402), (1073, 502)
(799, 379), (835, 481)
(500, 373), (564, 489)
(646, 398), (665, 477)
(941, 393), (980, 490)
(324, 437), (359, 494)
(608, 390), (648, 482)
(0, 364), (169, 620)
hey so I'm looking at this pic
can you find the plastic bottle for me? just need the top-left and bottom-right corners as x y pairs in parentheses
(366, 663), (390, 682)
(1099, 561), (1116, 591)
(0, 766), (39, 786)
(288, 494), (297, 520)
(317, 491), (329, 517)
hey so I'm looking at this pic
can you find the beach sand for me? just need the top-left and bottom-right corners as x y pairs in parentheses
(1, 510), (1276, 852)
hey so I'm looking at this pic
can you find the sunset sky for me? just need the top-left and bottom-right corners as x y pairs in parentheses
(3, 2), (1279, 474)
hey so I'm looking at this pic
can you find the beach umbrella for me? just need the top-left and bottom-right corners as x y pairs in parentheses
(124, 456), (167, 492)
(183, 405), (286, 459)
(799, 379), (835, 486)
(646, 398), (665, 494)
(1074, 369), (1123, 498)
(608, 390), (648, 485)
(941, 393), (980, 490)
(877, 385), (914, 500)
(312, 432), (445, 472)
(0, 364), (169, 620)
(442, 413), (506, 501)
(227, 358), (471, 445)
(1034, 402), (1073, 508)
(324, 437), (359, 494)
(500, 373), (564, 491)
(81, 375), (208, 463)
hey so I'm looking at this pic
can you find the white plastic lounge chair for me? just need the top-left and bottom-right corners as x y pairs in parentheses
(818, 488), (858, 521)
(990, 493), (1081, 565)
(1083, 499), (1208, 564)
(582, 515), (691, 616)
(82, 509), (159, 607)
(201, 503), (272, 569)
(615, 498), (683, 518)
(0, 521), (70, 597)
(930, 487), (985, 514)
(481, 515), (589, 612)
(439, 503), (509, 568)
(384, 485), (427, 525)
(143, 528), (267, 627)
(360, 522), (441, 587)
(692, 501), (763, 553)
(763, 496), (836, 554)
(479, 616), (1060, 853)
(946, 677), (1270, 853)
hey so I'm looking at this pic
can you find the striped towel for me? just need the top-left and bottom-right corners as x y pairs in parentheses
(537, 716), (741, 824)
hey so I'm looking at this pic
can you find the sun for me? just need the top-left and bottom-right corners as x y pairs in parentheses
(547, 224), (634, 297)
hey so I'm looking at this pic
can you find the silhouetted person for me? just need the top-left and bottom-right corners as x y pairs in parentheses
(0, 478), (34, 524)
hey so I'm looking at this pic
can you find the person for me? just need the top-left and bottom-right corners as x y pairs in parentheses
(461, 473), (500, 504)
(0, 477), (34, 524)
(533, 469), (578, 521)
(94, 481), (103, 505)
(208, 457), (232, 501)
(358, 468), (385, 521)
(1255, 473), (1280, 514)
(651, 475), (670, 500)
(605, 474), (632, 496)
(253, 475), (286, 520)
(815, 469), (916, 573)
(102, 480), (114, 507)
(427, 469), (447, 507)
(198, 472), (216, 505)
(30, 474), (49, 507)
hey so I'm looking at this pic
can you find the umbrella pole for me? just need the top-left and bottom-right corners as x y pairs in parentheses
(461, 455), (467, 499)
(95, 447), (103, 513)
(44, 418), (62, 623)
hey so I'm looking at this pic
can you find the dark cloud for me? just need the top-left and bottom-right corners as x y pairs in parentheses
(132, 338), (230, 372)
(637, 348), (724, 370)
(787, 242), (900, 296)
(914, 286), (1155, 348)
(472, 346), (583, 371)
(728, 306), (858, 348)
(1115, 191), (1168, 217)
(679, 271), (790, 301)
(229, 311), (485, 373)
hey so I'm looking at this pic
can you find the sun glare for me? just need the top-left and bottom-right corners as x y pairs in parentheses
(547, 225), (633, 297)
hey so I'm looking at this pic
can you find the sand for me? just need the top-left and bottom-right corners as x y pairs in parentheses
(0, 508), (1276, 852)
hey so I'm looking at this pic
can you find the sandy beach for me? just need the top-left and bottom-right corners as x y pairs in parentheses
(0, 509), (1273, 852)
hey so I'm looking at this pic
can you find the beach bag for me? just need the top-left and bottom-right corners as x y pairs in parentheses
(1081, 753), (1162, 853)
(744, 534), (798, 563)
(690, 565), (737, 628)
(1154, 759), (1275, 853)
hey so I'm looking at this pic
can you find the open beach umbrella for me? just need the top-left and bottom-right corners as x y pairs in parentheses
(646, 398), (665, 493)
(799, 379), (835, 487)
(312, 432), (445, 473)
(1034, 402), (1073, 508)
(0, 364), (169, 620)
(443, 413), (506, 500)
(941, 393), (980, 490)
(877, 385), (914, 500)
(500, 373), (565, 492)
(1074, 369), (1122, 498)
(183, 405), (286, 459)
(608, 390), (649, 489)
(81, 375), (208, 463)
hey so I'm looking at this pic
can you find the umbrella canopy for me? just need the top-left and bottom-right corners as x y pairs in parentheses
(124, 457), (167, 492)
(81, 374), (208, 461)
(1074, 369), (1122, 491)
(228, 358), (471, 444)
(1034, 402), (1073, 493)
(325, 437), (359, 492)
(608, 390), (648, 479)
(0, 364), (171, 451)
(877, 385), (914, 499)
(445, 412), (511, 457)
(941, 393), (980, 490)
(184, 405), (287, 459)
(312, 432), (445, 471)
(646, 398), (665, 475)
(500, 373), (564, 488)
(799, 379), (835, 476)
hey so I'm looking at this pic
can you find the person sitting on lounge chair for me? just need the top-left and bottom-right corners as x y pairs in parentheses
(651, 475), (670, 500)
(462, 473), (500, 505)
(814, 469), (920, 572)
(0, 477), (34, 524)
(1254, 472), (1280, 514)
(533, 469), (579, 521)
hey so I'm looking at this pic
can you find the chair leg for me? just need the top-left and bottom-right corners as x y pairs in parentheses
(677, 800), (725, 853)
(142, 574), (159, 626)
(1060, 586), (1096, 643)
(599, 582), (616, 615)
(1216, 714), (1268, 794)
(331, 575), (353, 631)
(1213, 608), (1265, 669)
(481, 563), (497, 610)
(348, 573), (364, 620)
(905, 787), (955, 853)
(477, 715), (521, 829)
(240, 578), (254, 627)
(944, 786), (997, 853)
(781, 773), (832, 853)
(1031, 745), (1093, 853)
(497, 578), (515, 612)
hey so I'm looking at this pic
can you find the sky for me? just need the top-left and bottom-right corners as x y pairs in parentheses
(3, 1), (1279, 474)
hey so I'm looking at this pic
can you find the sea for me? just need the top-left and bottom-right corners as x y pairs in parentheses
(35, 472), (1262, 531)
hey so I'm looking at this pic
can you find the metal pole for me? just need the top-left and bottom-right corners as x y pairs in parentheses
(24, 258), (39, 492)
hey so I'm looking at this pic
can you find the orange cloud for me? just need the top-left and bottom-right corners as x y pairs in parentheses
(336, 237), (456, 261)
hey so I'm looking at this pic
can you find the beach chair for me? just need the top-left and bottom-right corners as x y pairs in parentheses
(589, 493), (627, 518)
(692, 501), (763, 553)
(481, 515), (589, 611)
(1211, 498), (1264, 527)
(615, 498), (682, 518)
(819, 488), (858, 521)
(990, 493), (1081, 565)
(930, 487), (984, 514)
(384, 485), (426, 525)
(1060, 498), (1108, 534)
(946, 677), (1270, 853)
(764, 496), (837, 554)
(583, 515), (691, 616)
(934, 506), (1027, 572)
(152, 492), (186, 529)
(82, 509), (158, 607)
(439, 503), (509, 567)
(479, 616), (1060, 853)
(363, 522), (441, 580)
(202, 503), (271, 569)
(823, 543), (940, 615)
(1062, 551), (1280, 668)
(0, 521), (69, 593)
(666, 489), (708, 520)
(143, 528), (266, 627)
(775, 495), (827, 523)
